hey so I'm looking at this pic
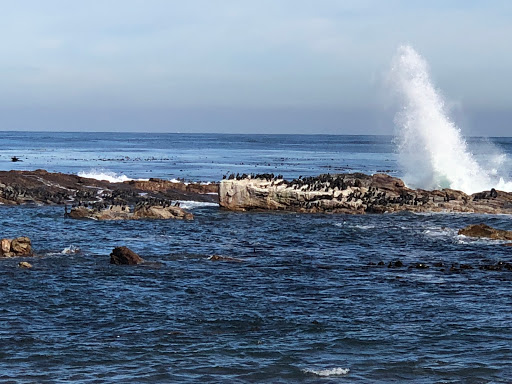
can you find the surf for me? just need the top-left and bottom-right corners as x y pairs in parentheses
(389, 45), (512, 194)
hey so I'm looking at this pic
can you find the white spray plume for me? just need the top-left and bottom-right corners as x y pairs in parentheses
(389, 45), (512, 194)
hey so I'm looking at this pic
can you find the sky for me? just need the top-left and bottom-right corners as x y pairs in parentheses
(1, 0), (511, 135)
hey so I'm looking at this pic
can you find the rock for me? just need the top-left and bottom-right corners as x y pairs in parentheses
(208, 255), (243, 262)
(388, 260), (403, 268)
(1, 237), (33, 257)
(18, 261), (32, 268)
(0, 169), (217, 206)
(458, 224), (512, 240)
(69, 205), (193, 221)
(219, 173), (512, 214)
(110, 246), (144, 265)
(128, 178), (218, 195)
(1, 238), (11, 254)
(133, 205), (193, 220)
(11, 237), (32, 256)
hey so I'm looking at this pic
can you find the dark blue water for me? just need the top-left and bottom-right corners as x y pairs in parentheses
(1, 132), (512, 382)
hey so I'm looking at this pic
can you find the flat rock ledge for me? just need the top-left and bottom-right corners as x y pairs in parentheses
(1, 236), (33, 257)
(219, 173), (512, 214)
(68, 204), (193, 220)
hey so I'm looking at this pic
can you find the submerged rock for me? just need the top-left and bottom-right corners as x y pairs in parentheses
(133, 205), (193, 220)
(458, 223), (512, 240)
(110, 246), (144, 265)
(208, 254), (243, 262)
(18, 261), (33, 269)
(0, 237), (33, 257)
(69, 204), (193, 221)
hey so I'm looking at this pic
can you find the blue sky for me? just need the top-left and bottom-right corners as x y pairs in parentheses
(1, 1), (511, 134)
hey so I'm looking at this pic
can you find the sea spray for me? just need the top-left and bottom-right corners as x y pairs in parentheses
(77, 169), (133, 183)
(389, 45), (512, 193)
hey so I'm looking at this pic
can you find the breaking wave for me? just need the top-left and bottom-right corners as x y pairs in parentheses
(77, 169), (149, 183)
(389, 45), (512, 194)
(302, 367), (350, 377)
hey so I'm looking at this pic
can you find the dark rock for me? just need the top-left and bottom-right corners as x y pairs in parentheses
(110, 246), (144, 265)
(388, 260), (403, 268)
(208, 255), (243, 262)
(480, 264), (502, 271)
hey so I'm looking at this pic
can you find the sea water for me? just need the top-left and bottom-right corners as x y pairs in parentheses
(1, 132), (512, 383)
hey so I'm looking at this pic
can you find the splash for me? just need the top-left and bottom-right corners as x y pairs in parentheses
(389, 45), (512, 194)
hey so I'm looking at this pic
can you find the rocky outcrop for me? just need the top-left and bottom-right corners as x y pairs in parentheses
(0, 170), (217, 206)
(219, 173), (512, 214)
(18, 261), (33, 269)
(0, 237), (33, 257)
(129, 178), (218, 195)
(132, 205), (193, 220)
(68, 204), (193, 220)
(458, 224), (512, 240)
(110, 246), (144, 265)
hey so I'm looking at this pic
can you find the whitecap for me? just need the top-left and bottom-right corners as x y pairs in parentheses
(78, 169), (149, 183)
(334, 222), (375, 230)
(302, 367), (350, 377)
(177, 200), (219, 209)
(61, 245), (81, 254)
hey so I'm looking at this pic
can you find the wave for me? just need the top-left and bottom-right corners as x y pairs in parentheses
(77, 169), (148, 183)
(302, 367), (350, 377)
(177, 200), (219, 209)
(389, 45), (512, 194)
(61, 245), (81, 254)
(169, 178), (213, 186)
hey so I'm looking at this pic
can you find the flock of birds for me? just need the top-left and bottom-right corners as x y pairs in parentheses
(222, 172), (462, 211)
(0, 182), (181, 214)
(70, 190), (181, 213)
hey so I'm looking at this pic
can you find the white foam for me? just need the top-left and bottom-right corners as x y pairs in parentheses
(303, 367), (350, 377)
(389, 45), (512, 194)
(61, 245), (81, 254)
(335, 223), (375, 230)
(78, 169), (149, 183)
(169, 178), (185, 184)
(177, 200), (218, 209)
(168, 178), (213, 186)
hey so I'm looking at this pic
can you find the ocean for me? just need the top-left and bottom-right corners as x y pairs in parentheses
(1, 131), (512, 383)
